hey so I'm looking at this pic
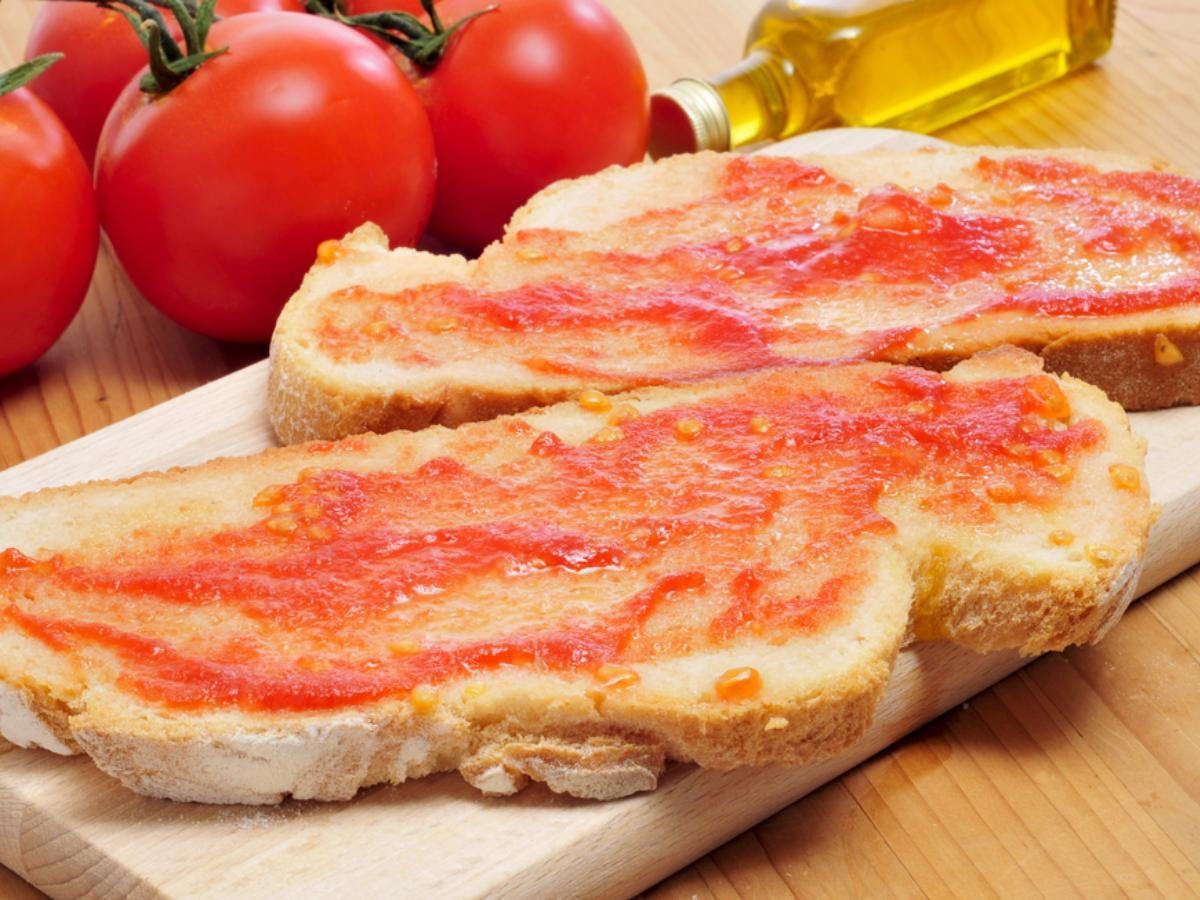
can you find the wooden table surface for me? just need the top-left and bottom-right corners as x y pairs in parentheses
(2, 1), (1199, 897)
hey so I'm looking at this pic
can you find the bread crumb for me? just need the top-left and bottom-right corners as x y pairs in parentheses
(764, 716), (789, 731)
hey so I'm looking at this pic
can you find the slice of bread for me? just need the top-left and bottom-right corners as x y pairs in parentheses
(0, 350), (1150, 803)
(269, 146), (1200, 444)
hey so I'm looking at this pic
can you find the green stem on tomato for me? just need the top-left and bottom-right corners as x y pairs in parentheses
(423, 0), (444, 35)
(304, 0), (496, 70)
(102, 0), (185, 60)
(100, 0), (228, 94)
(0, 54), (63, 98)
(143, 21), (181, 90)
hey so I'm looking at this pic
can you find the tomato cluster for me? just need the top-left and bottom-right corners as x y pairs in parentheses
(3, 0), (647, 365)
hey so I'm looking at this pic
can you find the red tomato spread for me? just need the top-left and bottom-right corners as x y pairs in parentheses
(1, 368), (1102, 711)
(316, 154), (1200, 382)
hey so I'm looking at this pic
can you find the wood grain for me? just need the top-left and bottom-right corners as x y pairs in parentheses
(2, 0), (1200, 896)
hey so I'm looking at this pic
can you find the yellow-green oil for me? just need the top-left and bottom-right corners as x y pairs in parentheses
(658, 0), (1116, 153)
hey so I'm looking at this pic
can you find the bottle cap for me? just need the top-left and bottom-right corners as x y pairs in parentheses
(649, 79), (731, 159)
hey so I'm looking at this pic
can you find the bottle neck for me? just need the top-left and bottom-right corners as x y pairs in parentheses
(649, 49), (812, 158)
(711, 49), (811, 148)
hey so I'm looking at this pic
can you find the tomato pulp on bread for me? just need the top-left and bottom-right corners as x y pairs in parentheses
(315, 154), (1200, 382)
(2, 367), (1107, 711)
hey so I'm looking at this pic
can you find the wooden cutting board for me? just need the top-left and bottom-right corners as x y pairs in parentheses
(2, 128), (1200, 900)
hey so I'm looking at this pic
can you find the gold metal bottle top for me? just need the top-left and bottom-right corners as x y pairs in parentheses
(649, 78), (732, 158)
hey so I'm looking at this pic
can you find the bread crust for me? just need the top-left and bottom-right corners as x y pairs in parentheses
(6, 633), (898, 803)
(269, 334), (577, 446)
(1040, 327), (1200, 411)
(903, 324), (1200, 412)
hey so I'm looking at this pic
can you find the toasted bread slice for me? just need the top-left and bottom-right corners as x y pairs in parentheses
(270, 146), (1200, 444)
(0, 350), (1149, 803)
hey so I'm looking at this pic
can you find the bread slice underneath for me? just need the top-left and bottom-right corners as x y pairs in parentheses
(0, 349), (1150, 803)
(270, 146), (1200, 444)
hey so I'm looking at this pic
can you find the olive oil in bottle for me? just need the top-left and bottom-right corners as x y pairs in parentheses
(650, 0), (1116, 157)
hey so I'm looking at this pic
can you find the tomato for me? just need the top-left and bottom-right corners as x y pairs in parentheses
(24, 0), (304, 166)
(419, 0), (648, 252)
(96, 12), (436, 342)
(0, 86), (98, 376)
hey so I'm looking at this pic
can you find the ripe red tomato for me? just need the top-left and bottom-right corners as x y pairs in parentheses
(419, 0), (648, 252)
(24, 0), (304, 166)
(0, 87), (98, 375)
(96, 13), (436, 342)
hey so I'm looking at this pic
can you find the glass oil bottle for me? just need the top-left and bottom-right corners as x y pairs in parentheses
(650, 0), (1117, 157)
